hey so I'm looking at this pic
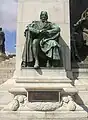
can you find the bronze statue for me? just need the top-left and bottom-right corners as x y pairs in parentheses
(74, 8), (88, 46)
(21, 11), (61, 68)
(0, 27), (5, 55)
(71, 8), (88, 62)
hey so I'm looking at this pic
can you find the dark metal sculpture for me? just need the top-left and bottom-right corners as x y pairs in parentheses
(71, 8), (88, 62)
(21, 11), (61, 68)
(74, 8), (88, 46)
(0, 27), (5, 55)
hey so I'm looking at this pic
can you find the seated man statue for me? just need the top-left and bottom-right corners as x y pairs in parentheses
(21, 11), (61, 68)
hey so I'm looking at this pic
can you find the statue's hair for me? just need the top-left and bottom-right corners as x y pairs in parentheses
(40, 11), (48, 20)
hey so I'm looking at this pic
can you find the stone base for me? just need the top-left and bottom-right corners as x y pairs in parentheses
(10, 68), (77, 93)
(8, 69), (77, 97)
(0, 111), (87, 120)
(15, 68), (71, 83)
(0, 69), (88, 119)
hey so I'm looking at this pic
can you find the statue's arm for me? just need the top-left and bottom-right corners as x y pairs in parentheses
(27, 22), (40, 34)
(74, 18), (85, 27)
(47, 23), (60, 34)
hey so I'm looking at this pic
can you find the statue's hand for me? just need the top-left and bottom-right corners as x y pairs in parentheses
(40, 29), (45, 33)
(39, 30), (43, 33)
(74, 23), (77, 27)
(40, 29), (49, 34)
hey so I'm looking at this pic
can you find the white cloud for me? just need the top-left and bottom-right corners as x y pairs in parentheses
(0, 0), (17, 31)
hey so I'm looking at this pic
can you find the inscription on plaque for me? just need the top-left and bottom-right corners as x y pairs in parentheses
(28, 91), (60, 102)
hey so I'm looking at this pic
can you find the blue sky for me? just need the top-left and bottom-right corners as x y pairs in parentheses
(0, 0), (17, 53)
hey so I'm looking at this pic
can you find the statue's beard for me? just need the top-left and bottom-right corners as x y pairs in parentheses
(41, 19), (47, 23)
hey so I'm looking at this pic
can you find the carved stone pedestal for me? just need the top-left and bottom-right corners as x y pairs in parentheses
(8, 68), (77, 96)
(1, 68), (86, 119)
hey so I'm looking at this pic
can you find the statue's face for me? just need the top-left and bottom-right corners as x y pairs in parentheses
(40, 12), (48, 22)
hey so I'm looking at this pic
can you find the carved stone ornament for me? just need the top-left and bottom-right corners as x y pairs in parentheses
(2, 95), (76, 111)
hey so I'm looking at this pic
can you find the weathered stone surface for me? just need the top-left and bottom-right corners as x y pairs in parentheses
(62, 96), (69, 103)
(0, 56), (15, 84)
(2, 94), (78, 112)
(26, 102), (63, 111)
(0, 111), (87, 120)
(67, 101), (76, 111)
(14, 95), (26, 103)
(2, 99), (19, 111)
(62, 95), (76, 111)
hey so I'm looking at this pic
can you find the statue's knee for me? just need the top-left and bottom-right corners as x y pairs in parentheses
(32, 39), (38, 46)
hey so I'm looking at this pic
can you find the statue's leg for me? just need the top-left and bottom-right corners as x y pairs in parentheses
(21, 41), (27, 67)
(32, 39), (40, 68)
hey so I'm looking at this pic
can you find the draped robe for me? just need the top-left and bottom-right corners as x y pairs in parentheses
(22, 21), (61, 64)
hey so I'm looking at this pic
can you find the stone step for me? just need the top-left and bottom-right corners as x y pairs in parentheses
(0, 60), (15, 64)
(9, 83), (77, 95)
(0, 72), (15, 84)
(0, 77), (13, 84)
(15, 68), (72, 83)
(0, 65), (15, 69)
(0, 111), (87, 120)
(0, 91), (14, 108)
(0, 76), (15, 84)
(0, 68), (15, 71)
(0, 74), (14, 78)
(0, 56), (16, 84)
(0, 57), (15, 66)
(0, 63), (15, 67)
(0, 72), (14, 77)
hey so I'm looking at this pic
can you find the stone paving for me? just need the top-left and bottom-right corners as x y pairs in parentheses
(0, 117), (88, 120)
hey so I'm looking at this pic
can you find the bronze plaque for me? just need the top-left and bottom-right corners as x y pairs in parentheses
(28, 91), (60, 102)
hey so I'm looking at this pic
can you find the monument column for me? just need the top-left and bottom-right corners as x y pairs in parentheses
(1, 0), (88, 119)
(10, 0), (77, 101)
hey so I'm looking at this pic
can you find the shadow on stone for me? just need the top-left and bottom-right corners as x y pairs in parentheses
(75, 93), (88, 112)
(35, 68), (43, 75)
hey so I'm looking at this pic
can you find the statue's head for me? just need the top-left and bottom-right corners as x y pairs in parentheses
(40, 11), (48, 22)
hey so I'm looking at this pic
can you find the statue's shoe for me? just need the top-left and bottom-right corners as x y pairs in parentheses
(21, 61), (27, 67)
(34, 64), (39, 69)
